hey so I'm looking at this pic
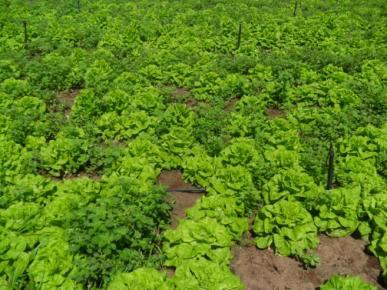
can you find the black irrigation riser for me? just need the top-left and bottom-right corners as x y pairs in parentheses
(326, 143), (335, 190)
(236, 23), (242, 50)
(167, 188), (206, 193)
(293, 0), (300, 16)
(23, 20), (28, 49)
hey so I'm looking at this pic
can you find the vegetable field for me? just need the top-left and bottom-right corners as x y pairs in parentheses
(0, 0), (386, 289)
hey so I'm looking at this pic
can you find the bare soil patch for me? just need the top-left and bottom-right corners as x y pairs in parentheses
(231, 235), (384, 290)
(225, 98), (239, 112)
(39, 169), (101, 182)
(169, 87), (198, 108)
(62, 172), (101, 181)
(267, 107), (284, 119)
(185, 97), (197, 108)
(171, 87), (190, 98)
(57, 88), (80, 117)
(158, 170), (204, 229)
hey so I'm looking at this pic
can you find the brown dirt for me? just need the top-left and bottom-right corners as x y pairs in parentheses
(171, 87), (190, 98)
(169, 87), (197, 107)
(267, 107), (284, 119)
(40, 170), (101, 182)
(57, 88), (80, 117)
(225, 98), (239, 112)
(62, 172), (101, 181)
(231, 235), (384, 290)
(185, 97), (197, 108)
(158, 170), (204, 229)
(164, 267), (176, 278)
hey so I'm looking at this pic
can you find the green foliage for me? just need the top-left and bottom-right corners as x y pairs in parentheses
(0, 138), (35, 188)
(208, 165), (260, 211)
(0, 0), (386, 288)
(263, 146), (300, 172)
(84, 59), (115, 94)
(358, 193), (387, 239)
(320, 275), (377, 290)
(109, 260), (245, 290)
(0, 174), (56, 208)
(158, 103), (195, 133)
(0, 60), (20, 82)
(26, 52), (82, 91)
(0, 175), (172, 289)
(171, 258), (244, 290)
(63, 178), (171, 287)
(70, 89), (103, 123)
(182, 146), (220, 187)
(0, 78), (31, 99)
(162, 192), (247, 288)
(108, 268), (171, 290)
(336, 124), (387, 186)
(97, 110), (157, 141)
(0, 96), (52, 144)
(28, 236), (81, 290)
(219, 137), (262, 174)
(262, 167), (321, 209)
(253, 200), (319, 262)
(159, 127), (195, 167)
(39, 131), (91, 177)
(163, 218), (234, 267)
(226, 111), (262, 138)
(186, 196), (248, 239)
(314, 187), (361, 237)
(358, 193), (387, 283)
(163, 196), (248, 268)
(256, 118), (301, 151)
(193, 103), (226, 155)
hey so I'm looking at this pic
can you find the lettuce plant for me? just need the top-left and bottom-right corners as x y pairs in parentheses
(253, 200), (319, 264)
(320, 275), (377, 290)
(171, 258), (244, 290)
(186, 195), (248, 239)
(208, 165), (260, 211)
(262, 167), (321, 209)
(158, 103), (195, 133)
(182, 147), (219, 187)
(359, 193), (387, 284)
(39, 135), (90, 177)
(219, 138), (262, 172)
(314, 187), (361, 237)
(97, 110), (157, 141)
(108, 268), (171, 290)
(163, 218), (234, 267)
